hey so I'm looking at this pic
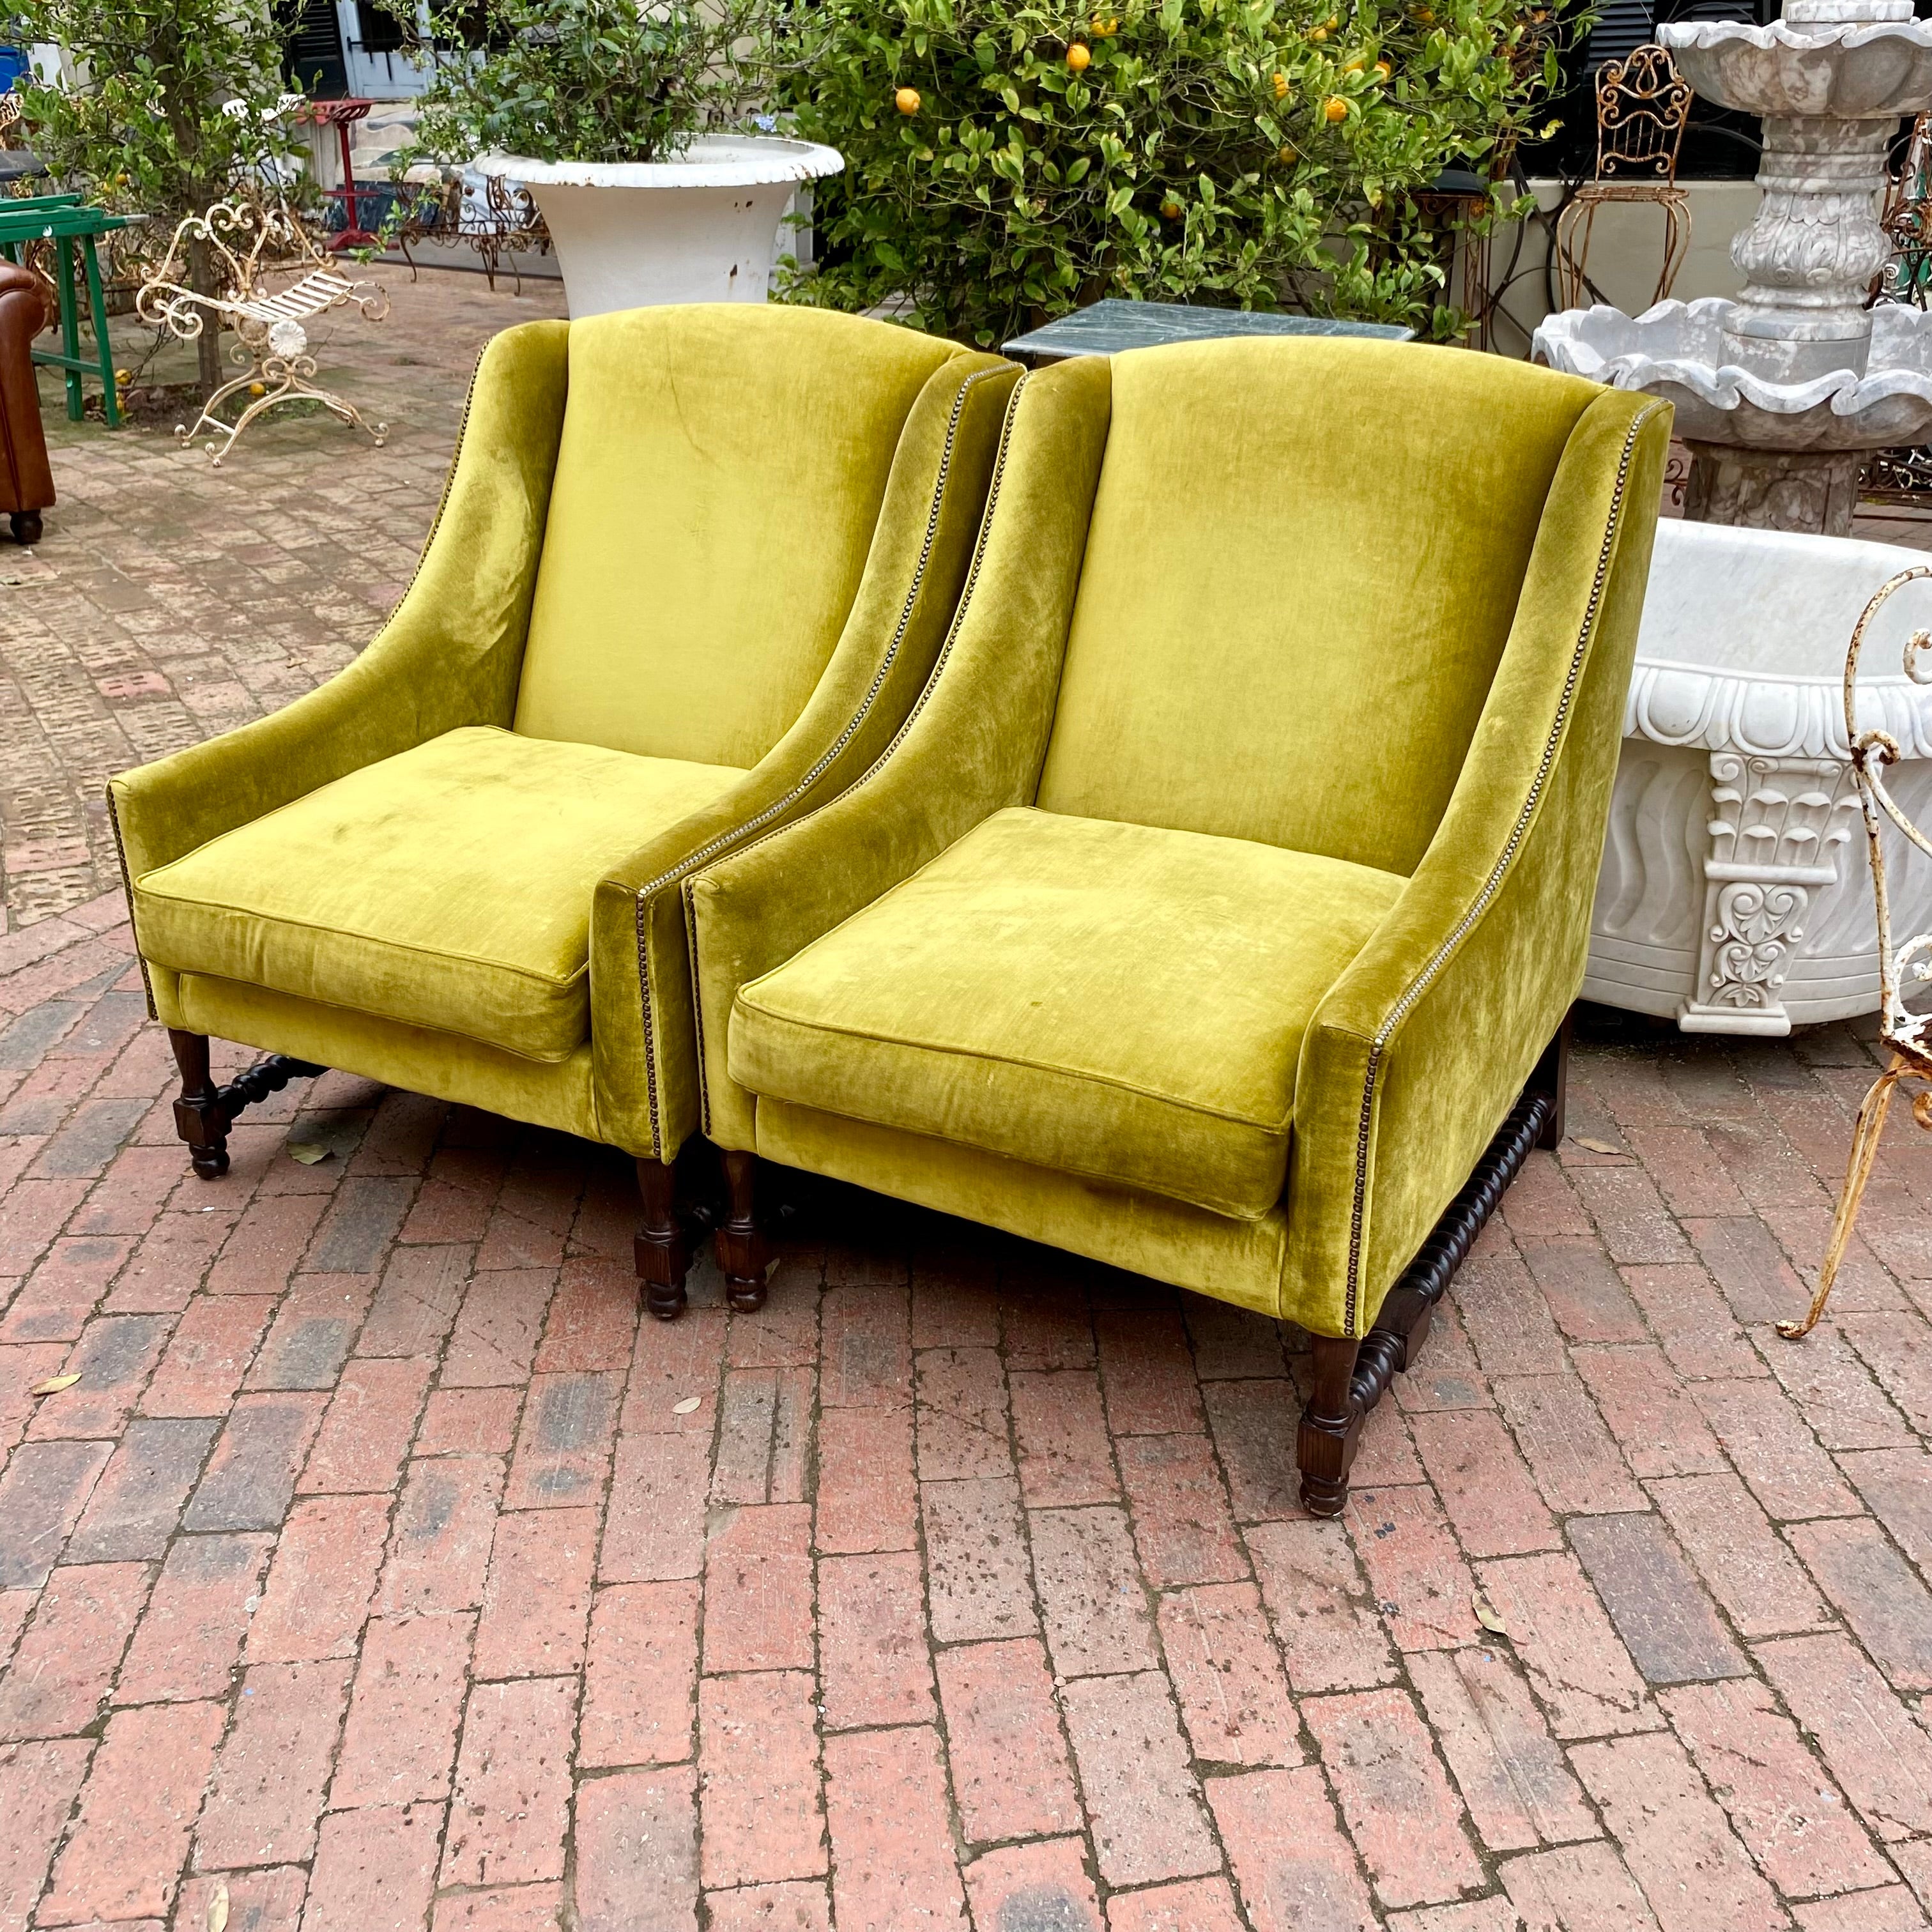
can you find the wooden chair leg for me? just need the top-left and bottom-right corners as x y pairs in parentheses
(169, 1028), (230, 1179)
(1778, 1056), (1903, 1339)
(634, 1157), (691, 1322)
(1531, 1007), (1571, 1152)
(716, 1150), (769, 1314)
(1297, 1334), (1363, 1518)
(167, 1029), (324, 1181)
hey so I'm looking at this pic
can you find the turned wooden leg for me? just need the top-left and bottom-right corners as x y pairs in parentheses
(1298, 1334), (1363, 1519)
(716, 1149), (769, 1314)
(633, 1157), (691, 1322)
(1531, 1007), (1571, 1152)
(169, 1028), (230, 1180)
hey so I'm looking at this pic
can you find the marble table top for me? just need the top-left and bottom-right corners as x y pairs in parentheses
(1003, 298), (1413, 362)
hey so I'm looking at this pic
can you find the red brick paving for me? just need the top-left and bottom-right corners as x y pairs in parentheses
(4, 277), (1932, 1928)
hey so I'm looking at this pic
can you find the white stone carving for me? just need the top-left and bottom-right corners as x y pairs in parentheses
(1585, 519), (1932, 1032)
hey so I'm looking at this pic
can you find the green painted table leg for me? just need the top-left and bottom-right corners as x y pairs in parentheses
(54, 237), (82, 422)
(80, 234), (118, 427)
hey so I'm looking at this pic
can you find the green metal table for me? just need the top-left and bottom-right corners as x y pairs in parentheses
(0, 195), (134, 427)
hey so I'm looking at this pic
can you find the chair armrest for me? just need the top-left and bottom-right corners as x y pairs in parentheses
(1285, 388), (1672, 1340)
(585, 353), (1022, 1160)
(108, 319), (569, 891)
(681, 356), (1115, 1154)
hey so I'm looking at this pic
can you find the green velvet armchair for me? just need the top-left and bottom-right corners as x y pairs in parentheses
(685, 338), (1671, 1512)
(110, 305), (1020, 1317)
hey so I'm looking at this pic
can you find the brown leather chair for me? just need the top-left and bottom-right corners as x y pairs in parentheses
(0, 257), (53, 543)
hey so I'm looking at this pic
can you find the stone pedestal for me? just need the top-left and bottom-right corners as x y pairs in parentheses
(1682, 443), (1864, 535)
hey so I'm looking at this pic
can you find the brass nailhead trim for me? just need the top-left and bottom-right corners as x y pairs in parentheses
(1340, 401), (1667, 1337)
(634, 362), (1020, 1158)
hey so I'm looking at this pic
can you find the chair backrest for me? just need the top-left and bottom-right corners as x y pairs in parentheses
(1032, 338), (1602, 877)
(514, 306), (964, 770)
(1593, 44), (1692, 184)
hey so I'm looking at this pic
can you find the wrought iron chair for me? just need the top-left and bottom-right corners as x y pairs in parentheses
(1781, 564), (1932, 1338)
(387, 170), (551, 295)
(1554, 43), (1694, 313)
(135, 198), (389, 466)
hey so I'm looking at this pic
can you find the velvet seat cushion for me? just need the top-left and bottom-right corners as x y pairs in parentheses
(135, 726), (743, 1062)
(728, 808), (1406, 1219)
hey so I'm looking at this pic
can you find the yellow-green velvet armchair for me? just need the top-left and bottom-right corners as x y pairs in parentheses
(684, 337), (1671, 1510)
(110, 304), (1020, 1317)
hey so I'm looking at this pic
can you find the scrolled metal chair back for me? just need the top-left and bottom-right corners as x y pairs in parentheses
(135, 198), (319, 337)
(1594, 43), (1693, 183)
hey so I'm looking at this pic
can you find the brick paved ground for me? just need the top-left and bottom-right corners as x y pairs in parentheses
(3, 270), (1932, 1929)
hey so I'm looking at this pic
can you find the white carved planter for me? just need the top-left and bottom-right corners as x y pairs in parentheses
(475, 137), (843, 318)
(1584, 518), (1932, 1033)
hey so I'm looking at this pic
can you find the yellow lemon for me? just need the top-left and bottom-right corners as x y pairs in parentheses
(1272, 68), (1289, 98)
(1090, 15), (1119, 34)
(1066, 41), (1091, 69)
(1308, 23), (1327, 38)
(1374, 59), (1390, 77)
(1278, 142), (1296, 162)
(894, 86), (921, 113)
(1323, 95), (1347, 121)
(1344, 56), (1363, 71)
(249, 381), (267, 396)
(1160, 197), (1182, 218)
(114, 368), (131, 384)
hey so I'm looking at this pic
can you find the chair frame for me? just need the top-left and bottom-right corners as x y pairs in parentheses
(1779, 564), (1932, 1338)
(1554, 43), (1694, 313)
(136, 198), (390, 466)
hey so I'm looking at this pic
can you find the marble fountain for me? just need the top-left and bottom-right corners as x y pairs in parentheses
(1529, 0), (1932, 1031)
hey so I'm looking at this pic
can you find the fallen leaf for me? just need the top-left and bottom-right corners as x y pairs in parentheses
(1473, 1589), (1510, 1638)
(30, 1372), (81, 1396)
(207, 1880), (229, 1932)
(671, 1396), (702, 1415)
(286, 1141), (333, 1165)
(765, 1259), (782, 1284)
(1574, 1136), (1621, 1156)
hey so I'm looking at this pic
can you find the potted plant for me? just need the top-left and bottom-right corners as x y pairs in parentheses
(393, 0), (842, 316)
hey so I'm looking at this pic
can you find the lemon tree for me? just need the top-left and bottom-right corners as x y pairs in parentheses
(769, 0), (1579, 344)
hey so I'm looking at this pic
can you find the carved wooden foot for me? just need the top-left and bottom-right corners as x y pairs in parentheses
(1298, 1335), (1363, 1517)
(634, 1156), (691, 1322)
(9, 510), (41, 546)
(167, 1029), (324, 1180)
(716, 1149), (769, 1314)
(1296, 1027), (1568, 1514)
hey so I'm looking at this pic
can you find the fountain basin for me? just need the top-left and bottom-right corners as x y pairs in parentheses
(1535, 298), (1932, 450)
(1662, 12), (1932, 120)
(1585, 518), (1932, 1032)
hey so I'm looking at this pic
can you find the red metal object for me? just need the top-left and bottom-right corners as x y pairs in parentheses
(300, 98), (378, 250)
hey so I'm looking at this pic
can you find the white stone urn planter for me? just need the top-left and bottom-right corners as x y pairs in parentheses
(1584, 518), (1932, 1033)
(475, 136), (843, 318)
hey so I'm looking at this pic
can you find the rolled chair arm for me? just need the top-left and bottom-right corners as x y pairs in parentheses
(108, 319), (569, 889)
(686, 356), (1115, 1153)
(585, 353), (1022, 1161)
(1285, 390), (1673, 1340)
